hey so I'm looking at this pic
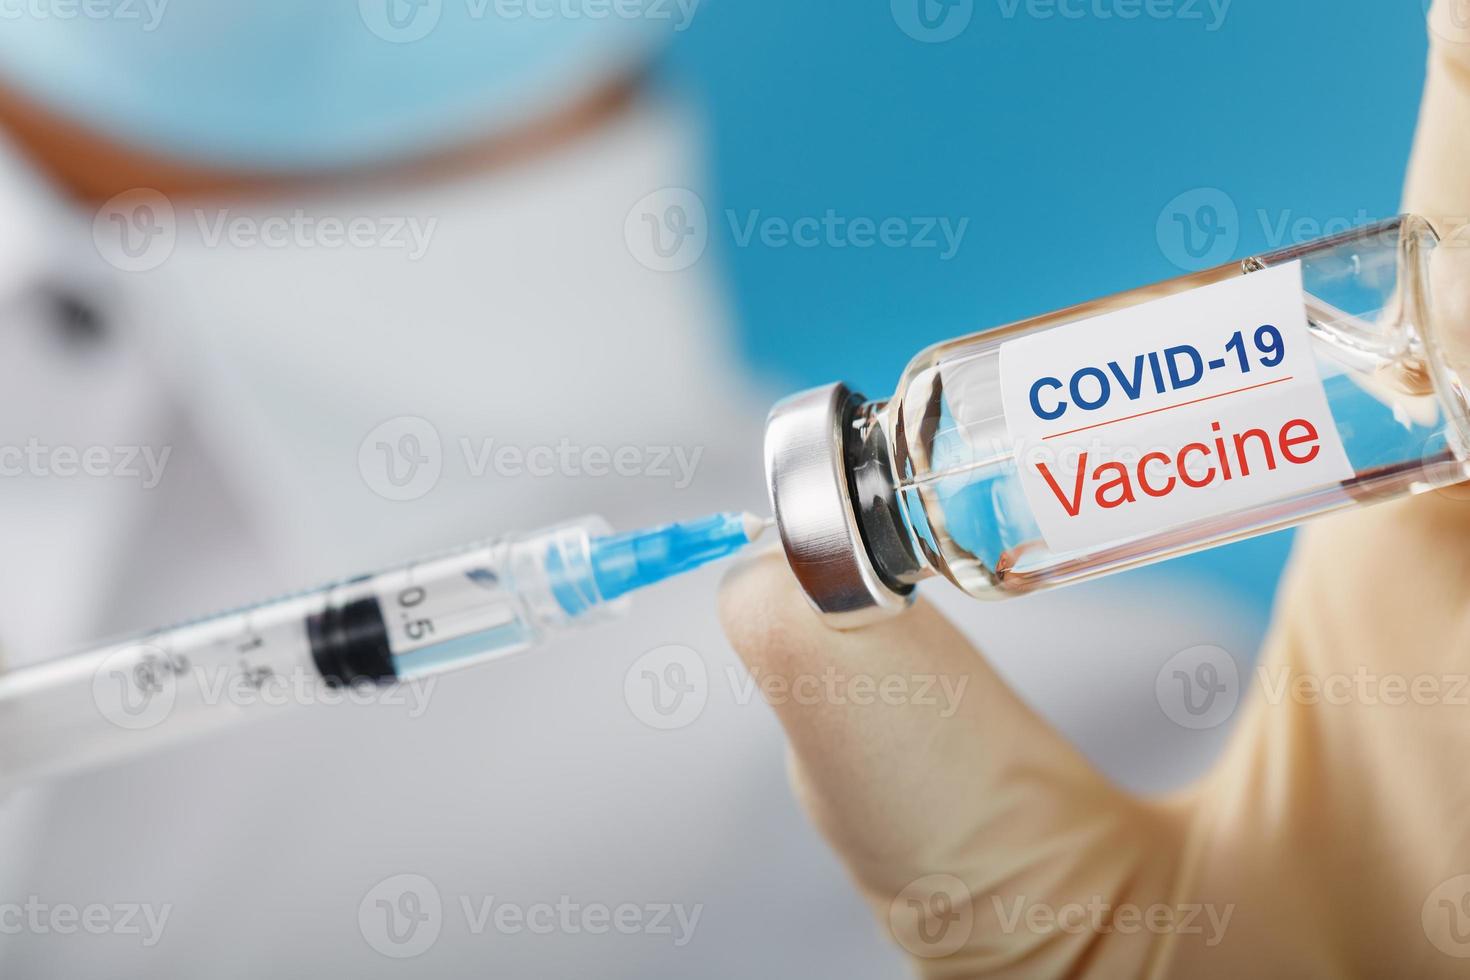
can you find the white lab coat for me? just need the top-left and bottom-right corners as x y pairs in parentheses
(0, 95), (1261, 977)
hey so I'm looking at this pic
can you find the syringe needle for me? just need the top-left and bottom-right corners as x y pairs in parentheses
(585, 512), (771, 602)
(740, 513), (775, 541)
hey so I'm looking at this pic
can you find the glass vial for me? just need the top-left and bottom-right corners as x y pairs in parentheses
(764, 216), (1470, 626)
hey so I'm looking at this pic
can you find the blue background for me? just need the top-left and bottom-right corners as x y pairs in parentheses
(662, 0), (1431, 615)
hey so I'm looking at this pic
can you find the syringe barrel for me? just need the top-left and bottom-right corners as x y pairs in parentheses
(0, 593), (326, 788)
(350, 516), (625, 682)
(0, 518), (623, 788)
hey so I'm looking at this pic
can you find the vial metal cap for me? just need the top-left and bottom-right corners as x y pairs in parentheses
(764, 383), (913, 629)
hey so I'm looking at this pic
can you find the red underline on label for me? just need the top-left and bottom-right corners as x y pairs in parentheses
(1042, 376), (1297, 441)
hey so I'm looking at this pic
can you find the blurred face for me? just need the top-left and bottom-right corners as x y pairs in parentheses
(0, 1), (681, 176)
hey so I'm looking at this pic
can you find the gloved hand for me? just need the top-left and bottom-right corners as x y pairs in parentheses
(718, 6), (1470, 976)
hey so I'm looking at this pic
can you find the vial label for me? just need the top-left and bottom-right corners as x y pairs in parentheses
(999, 260), (1352, 554)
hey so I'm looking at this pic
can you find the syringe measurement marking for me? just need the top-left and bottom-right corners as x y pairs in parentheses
(396, 585), (436, 645)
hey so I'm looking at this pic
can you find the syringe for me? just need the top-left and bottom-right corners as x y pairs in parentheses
(0, 512), (768, 789)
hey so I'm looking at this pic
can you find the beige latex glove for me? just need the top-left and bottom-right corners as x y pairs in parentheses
(718, 7), (1470, 976)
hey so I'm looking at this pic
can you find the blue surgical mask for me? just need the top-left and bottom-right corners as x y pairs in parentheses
(0, 0), (690, 171)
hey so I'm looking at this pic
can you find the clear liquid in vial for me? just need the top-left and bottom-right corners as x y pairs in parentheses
(878, 216), (1469, 599)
